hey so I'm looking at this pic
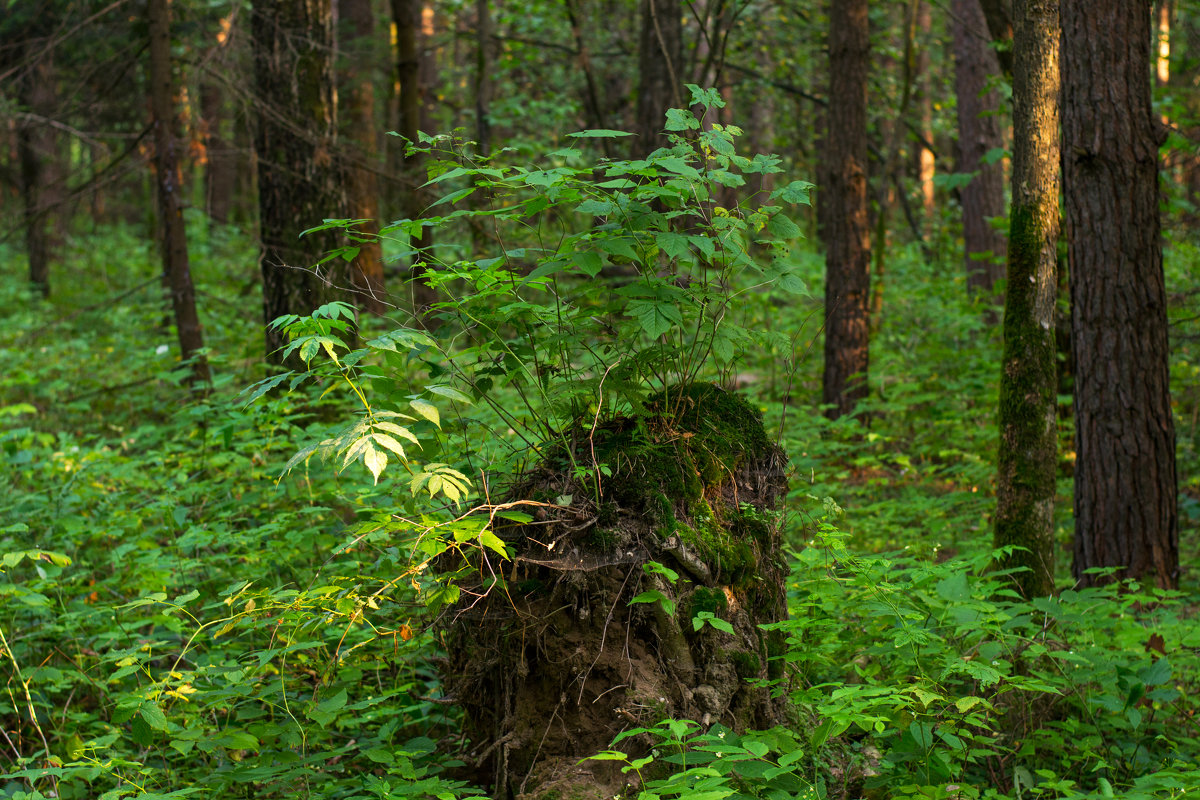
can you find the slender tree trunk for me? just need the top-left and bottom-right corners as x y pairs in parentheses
(148, 0), (210, 387)
(474, 0), (492, 156)
(392, 0), (434, 315)
(252, 0), (350, 364)
(1063, 0), (1178, 589)
(912, 0), (936, 218)
(199, 81), (237, 225)
(199, 15), (238, 227)
(953, 0), (1008, 295)
(338, 0), (387, 315)
(822, 0), (871, 420)
(992, 0), (1058, 599)
(18, 48), (56, 298)
(634, 0), (682, 156)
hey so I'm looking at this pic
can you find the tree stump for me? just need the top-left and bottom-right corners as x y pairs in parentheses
(441, 384), (790, 799)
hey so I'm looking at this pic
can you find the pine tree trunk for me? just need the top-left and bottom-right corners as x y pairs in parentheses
(252, 0), (350, 363)
(953, 0), (1008, 295)
(993, 0), (1058, 599)
(338, 0), (387, 315)
(18, 48), (56, 298)
(634, 0), (682, 156)
(822, 0), (871, 420)
(148, 0), (210, 388)
(1062, 0), (1178, 589)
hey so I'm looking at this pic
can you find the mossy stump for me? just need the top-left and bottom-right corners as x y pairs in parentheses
(441, 384), (790, 800)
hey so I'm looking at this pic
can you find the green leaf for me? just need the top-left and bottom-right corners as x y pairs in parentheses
(409, 398), (440, 427)
(140, 702), (169, 732)
(478, 530), (510, 559)
(664, 108), (700, 132)
(567, 129), (635, 138)
(363, 443), (387, 484)
(364, 747), (395, 764)
(629, 590), (676, 617)
(627, 299), (683, 339)
(426, 384), (471, 403)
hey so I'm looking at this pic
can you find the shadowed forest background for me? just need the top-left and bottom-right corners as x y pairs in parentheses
(2, 1), (1200, 799)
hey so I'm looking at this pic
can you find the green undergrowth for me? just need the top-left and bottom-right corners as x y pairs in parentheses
(2, 215), (1200, 800)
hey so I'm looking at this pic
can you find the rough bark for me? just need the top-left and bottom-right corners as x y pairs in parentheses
(993, 0), (1058, 600)
(953, 0), (1008, 295)
(148, 0), (210, 388)
(252, 0), (350, 363)
(1062, 0), (1178, 589)
(822, 0), (871, 420)
(634, 0), (682, 156)
(338, 0), (387, 315)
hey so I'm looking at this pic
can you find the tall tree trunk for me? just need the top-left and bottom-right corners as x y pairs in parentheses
(392, 0), (434, 315)
(992, 0), (1058, 599)
(339, 0), (387, 315)
(1063, 0), (1178, 589)
(474, 0), (492, 156)
(953, 0), (1008, 295)
(148, 0), (210, 387)
(252, 0), (350, 364)
(18, 48), (56, 298)
(912, 0), (936, 218)
(199, 14), (238, 226)
(634, 0), (682, 156)
(822, 0), (871, 420)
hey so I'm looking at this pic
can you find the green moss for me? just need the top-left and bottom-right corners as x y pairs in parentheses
(686, 585), (728, 618)
(588, 383), (772, 520)
(729, 651), (761, 679)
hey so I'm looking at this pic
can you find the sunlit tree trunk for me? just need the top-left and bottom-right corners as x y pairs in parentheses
(1063, 0), (1178, 589)
(148, 0), (210, 387)
(338, 0), (387, 315)
(252, 0), (350, 363)
(822, 0), (871, 420)
(474, 0), (492, 156)
(912, 0), (936, 218)
(993, 0), (1058, 599)
(953, 0), (1007, 295)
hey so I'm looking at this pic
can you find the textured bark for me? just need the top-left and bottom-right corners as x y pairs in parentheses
(149, 0), (210, 387)
(253, 0), (350, 363)
(1062, 0), (1178, 589)
(338, 0), (387, 315)
(822, 0), (871, 420)
(634, 0), (682, 156)
(993, 0), (1058, 599)
(953, 0), (1008, 295)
